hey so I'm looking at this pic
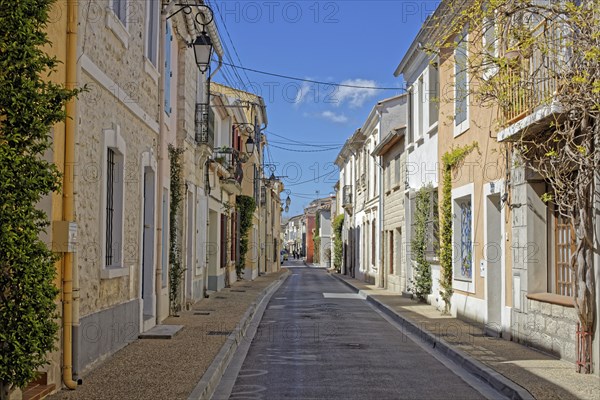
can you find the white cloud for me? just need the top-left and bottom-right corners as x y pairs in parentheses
(333, 79), (380, 108)
(320, 111), (348, 123)
(293, 82), (312, 107)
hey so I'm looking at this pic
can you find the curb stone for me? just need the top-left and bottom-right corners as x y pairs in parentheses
(187, 271), (290, 400)
(332, 273), (535, 400)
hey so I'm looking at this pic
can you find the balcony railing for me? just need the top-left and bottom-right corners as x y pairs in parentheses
(195, 103), (214, 148)
(342, 185), (352, 206)
(215, 148), (244, 184)
(499, 20), (563, 126)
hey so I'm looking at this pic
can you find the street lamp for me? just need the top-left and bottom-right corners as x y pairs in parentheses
(245, 136), (255, 154)
(166, 4), (214, 74)
(192, 31), (213, 74)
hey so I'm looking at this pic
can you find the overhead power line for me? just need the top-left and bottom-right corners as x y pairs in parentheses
(285, 171), (338, 187)
(269, 144), (341, 153)
(268, 139), (344, 148)
(265, 130), (343, 147)
(222, 62), (405, 91)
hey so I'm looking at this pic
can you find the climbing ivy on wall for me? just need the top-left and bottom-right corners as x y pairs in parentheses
(168, 145), (185, 315)
(410, 185), (433, 302)
(313, 211), (321, 264)
(236, 195), (256, 278)
(439, 143), (478, 314)
(333, 215), (344, 272)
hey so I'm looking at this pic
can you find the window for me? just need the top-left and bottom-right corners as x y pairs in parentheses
(425, 189), (439, 262)
(389, 231), (394, 274)
(482, 14), (499, 80)
(105, 149), (119, 266)
(220, 214), (228, 268)
(454, 26), (469, 135)
(371, 221), (376, 266)
(231, 211), (239, 264)
(112, 0), (127, 26)
(102, 127), (126, 274)
(554, 212), (575, 296)
(385, 160), (391, 192)
(417, 76), (424, 138)
(164, 21), (173, 115)
(455, 197), (473, 281)
(394, 155), (401, 186)
(145, 0), (159, 66)
(428, 64), (439, 127)
(373, 141), (377, 195)
(408, 89), (414, 144)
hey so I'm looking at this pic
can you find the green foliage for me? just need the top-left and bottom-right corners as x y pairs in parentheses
(313, 236), (321, 264)
(235, 195), (256, 278)
(313, 211), (321, 264)
(0, 0), (80, 391)
(410, 185), (433, 301)
(333, 215), (344, 272)
(168, 145), (185, 315)
(439, 143), (478, 313)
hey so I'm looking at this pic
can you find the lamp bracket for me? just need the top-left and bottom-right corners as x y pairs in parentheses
(166, 3), (214, 29)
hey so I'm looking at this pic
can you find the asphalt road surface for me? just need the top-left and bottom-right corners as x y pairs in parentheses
(215, 260), (493, 400)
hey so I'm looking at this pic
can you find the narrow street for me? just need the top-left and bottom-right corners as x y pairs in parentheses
(214, 261), (492, 400)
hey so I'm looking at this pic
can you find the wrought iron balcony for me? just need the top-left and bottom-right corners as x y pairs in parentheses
(342, 185), (353, 207)
(195, 103), (214, 148)
(498, 20), (563, 127)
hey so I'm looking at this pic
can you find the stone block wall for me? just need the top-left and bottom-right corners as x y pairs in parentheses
(513, 299), (578, 362)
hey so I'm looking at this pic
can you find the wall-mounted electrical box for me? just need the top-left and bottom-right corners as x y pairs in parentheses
(52, 221), (77, 253)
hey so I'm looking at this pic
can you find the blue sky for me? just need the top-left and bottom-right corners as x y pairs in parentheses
(208, 0), (438, 216)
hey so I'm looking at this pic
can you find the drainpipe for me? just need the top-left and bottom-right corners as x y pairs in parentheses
(62, 0), (79, 390)
(377, 107), (385, 289)
(156, 3), (170, 324)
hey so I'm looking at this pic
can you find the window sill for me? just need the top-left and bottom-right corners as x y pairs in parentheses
(415, 136), (425, 145)
(406, 143), (415, 153)
(526, 293), (574, 308)
(106, 8), (129, 49)
(426, 122), (438, 136)
(453, 277), (475, 294)
(101, 266), (129, 280)
(144, 58), (159, 84)
(453, 120), (470, 138)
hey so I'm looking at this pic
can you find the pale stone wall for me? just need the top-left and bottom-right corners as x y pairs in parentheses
(382, 145), (407, 294)
(73, 1), (160, 371)
(514, 300), (578, 362)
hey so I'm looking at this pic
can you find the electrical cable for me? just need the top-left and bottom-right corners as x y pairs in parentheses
(269, 144), (340, 152)
(268, 139), (344, 148)
(265, 130), (343, 147)
(284, 171), (339, 186)
(222, 62), (405, 91)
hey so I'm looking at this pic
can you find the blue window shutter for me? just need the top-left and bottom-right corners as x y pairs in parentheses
(164, 22), (172, 115)
(455, 28), (468, 126)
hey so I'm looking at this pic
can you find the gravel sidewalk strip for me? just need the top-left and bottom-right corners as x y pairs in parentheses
(48, 271), (287, 400)
(333, 273), (600, 400)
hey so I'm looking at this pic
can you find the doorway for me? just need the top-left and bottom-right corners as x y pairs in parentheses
(485, 193), (502, 337)
(141, 167), (156, 331)
(185, 190), (194, 304)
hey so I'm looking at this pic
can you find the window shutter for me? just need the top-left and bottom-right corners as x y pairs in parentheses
(164, 22), (172, 115)
(455, 28), (468, 126)
(146, 0), (159, 65)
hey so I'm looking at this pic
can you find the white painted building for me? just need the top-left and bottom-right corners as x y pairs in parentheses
(394, 29), (441, 305)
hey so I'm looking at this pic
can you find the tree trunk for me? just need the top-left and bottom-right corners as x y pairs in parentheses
(0, 382), (11, 400)
(573, 171), (596, 373)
